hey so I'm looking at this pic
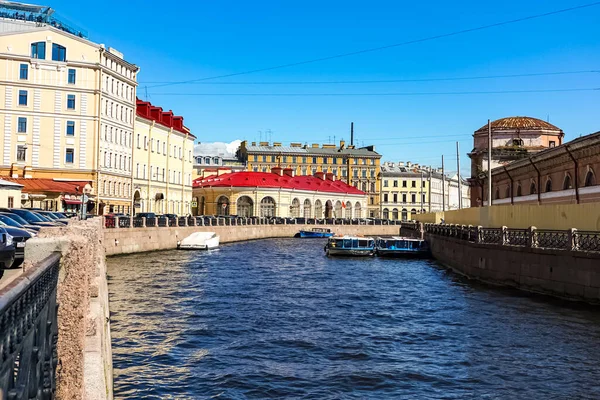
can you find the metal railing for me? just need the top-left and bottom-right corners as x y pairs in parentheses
(104, 215), (406, 229)
(424, 223), (600, 253)
(0, 253), (60, 398)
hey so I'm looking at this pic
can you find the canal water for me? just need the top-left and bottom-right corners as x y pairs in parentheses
(108, 238), (600, 399)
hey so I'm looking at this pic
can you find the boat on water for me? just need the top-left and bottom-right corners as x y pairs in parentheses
(297, 227), (335, 238)
(324, 236), (375, 257)
(177, 232), (220, 250)
(375, 236), (430, 258)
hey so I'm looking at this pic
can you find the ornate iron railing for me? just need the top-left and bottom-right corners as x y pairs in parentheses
(132, 217), (144, 228)
(0, 253), (60, 399)
(424, 223), (600, 253)
(117, 217), (130, 228)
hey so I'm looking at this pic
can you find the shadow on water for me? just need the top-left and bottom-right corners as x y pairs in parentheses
(108, 238), (600, 399)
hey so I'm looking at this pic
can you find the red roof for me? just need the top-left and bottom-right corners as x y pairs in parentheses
(193, 172), (365, 195)
(136, 98), (196, 139)
(0, 178), (90, 194)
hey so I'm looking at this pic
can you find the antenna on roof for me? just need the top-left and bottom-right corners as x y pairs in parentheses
(144, 85), (149, 100)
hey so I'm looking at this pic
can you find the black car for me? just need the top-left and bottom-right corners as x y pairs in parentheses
(0, 225), (32, 267)
(0, 208), (59, 227)
(135, 212), (157, 219)
(0, 227), (15, 272)
(0, 213), (41, 232)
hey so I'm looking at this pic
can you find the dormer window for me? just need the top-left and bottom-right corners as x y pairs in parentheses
(512, 138), (524, 146)
(31, 42), (46, 59)
(52, 44), (66, 62)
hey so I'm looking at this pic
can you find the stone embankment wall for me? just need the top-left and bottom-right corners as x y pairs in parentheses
(104, 224), (400, 256)
(427, 233), (600, 303)
(25, 219), (112, 400)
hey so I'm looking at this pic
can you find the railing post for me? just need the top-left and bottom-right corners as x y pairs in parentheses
(569, 228), (578, 251)
(501, 226), (509, 245)
(476, 226), (483, 244)
(142, 217), (147, 228)
(528, 226), (537, 248)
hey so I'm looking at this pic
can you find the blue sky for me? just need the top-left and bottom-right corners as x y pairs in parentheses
(53, 0), (599, 172)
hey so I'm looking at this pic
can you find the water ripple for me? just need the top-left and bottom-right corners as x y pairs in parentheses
(109, 238), (600, 399)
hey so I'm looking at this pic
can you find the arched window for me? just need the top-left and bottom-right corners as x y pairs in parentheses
(585, 170), (596, 187)
(334, 201), (343, 217)
(361, 182), (367, 192)
(303, 199), (311, 218)
(392, 208), (399, 220)
(260, 196), (276, 217)
(505, 186), (510, 198)
(530, 182), (537, 194)
(290, 198), (301, 217)
(563, 174), (572, 190)
(216, 196), (230, 216)
(495, 188), (500, 200)
(401, 209), (408, 221)
(382, 208), (389, 219)
(237, 196), (254, 217)
(345, 201), (352, 218)
(354, 202), (361, 218)
(314, 200), (323, 218)
(31, 42), (46, 59)
(545, 178), (552, 193)
(516, 185), (522, 197)
(411, 209), (417, 219)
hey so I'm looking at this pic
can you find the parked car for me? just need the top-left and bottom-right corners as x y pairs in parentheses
(34, 211), (69, 225)
(0, 224), (33, 267)
(0, 227), (15, 272)
(0, 208), (59, 227)
(135, 212), (156, 219)
(160, 213), (177, 219)
(0, 213), (41, 232)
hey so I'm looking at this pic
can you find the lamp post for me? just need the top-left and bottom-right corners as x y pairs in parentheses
(80, 183), (92, 220)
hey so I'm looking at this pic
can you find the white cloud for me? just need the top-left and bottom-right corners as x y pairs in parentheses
(194, 140), (242, 157)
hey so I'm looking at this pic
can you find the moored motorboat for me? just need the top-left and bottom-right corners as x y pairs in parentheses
(375, 236), (430, 258)
(177, 232), (220, 250)
(297, 227), (335, 238)
(324, 236), (375, 257)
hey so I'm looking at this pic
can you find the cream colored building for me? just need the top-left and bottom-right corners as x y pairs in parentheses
(133, 99), (195, 215)
(0, 7), (138, 214)
(0, 179), (22, 208)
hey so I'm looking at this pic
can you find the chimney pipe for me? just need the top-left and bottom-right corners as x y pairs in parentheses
(350, 122), (354, 146)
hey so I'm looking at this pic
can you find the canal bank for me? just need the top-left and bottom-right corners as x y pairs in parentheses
(104, 224), (401, 256)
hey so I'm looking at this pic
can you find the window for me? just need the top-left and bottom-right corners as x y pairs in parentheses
(313, 157), (317, 164)
(51, 44), (66, 62)
(393, 193), (398, 203)
(68, 68), (76, 84)
(393, 180), (398, 187)
(16, 145), (26, 161)
(402, 194), (407, 203)
(67, 94), (75, 110)
(7, 197), (13, 208)
(412, 181), (416, 188)
(530, 182), (537, 194)
(383, 180), (388, 187)
(17, 117), (26, 133)
(66, 121), (75, 136)
(383, 193), (388, 202)
(563, 174), (572, 190)
(402, 180), (407, 188)
(411, 194), (416, 203)
(302, 157), (307, 163)
(31, 42), (46, 59)
(549, 141), (556, 148)
(137, 134), (140, 148)
(517, 185), (522, 196)
(19, 64), (28, 80)
(545, 178), (552, 193)
(18, 90), (27, 106)
(585, 170), (596, 187)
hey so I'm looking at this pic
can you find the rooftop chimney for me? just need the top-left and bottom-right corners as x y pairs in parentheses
(271, 166), (283, 176)
(273, 142), (282, 147)
(259, 141), (269, 146)
(283, 167), (295, 177)
(325, 172), (335, 181)
(350, 122), (354, 146)
(314, 171), (325, 180)
(312, 143), (319, 148)
(251, 142), (256, 146)
(340, 139), (345, 149)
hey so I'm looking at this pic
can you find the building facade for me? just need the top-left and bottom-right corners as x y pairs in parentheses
(193, 168), (367, 218)
(468, 116), (564, 207)
(380, 161), (469, 220)
(0, 5), (139, 214)
(132, 99), (195, 215)
(483, 130), (600, 206)
(238, 140), (382, 217)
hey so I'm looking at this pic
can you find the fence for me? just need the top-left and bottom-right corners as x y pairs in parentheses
(0, 253), (60, 398)
(423, 223), (600, 253)
(104, 216), (405, 229)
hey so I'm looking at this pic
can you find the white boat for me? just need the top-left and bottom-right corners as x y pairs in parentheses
(177, 232), (220, 250)
(324, 236), (375, 257)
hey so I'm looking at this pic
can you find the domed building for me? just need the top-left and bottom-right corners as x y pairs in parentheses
(468, 116), (565, 206)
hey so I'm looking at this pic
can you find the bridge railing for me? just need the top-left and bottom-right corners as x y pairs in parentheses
(0, 253), (60, 398)
(104, 216), (406, 229)
(424, 223), (600, 253)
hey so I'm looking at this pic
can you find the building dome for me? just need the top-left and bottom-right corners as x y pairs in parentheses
(475, 116), (563, 134)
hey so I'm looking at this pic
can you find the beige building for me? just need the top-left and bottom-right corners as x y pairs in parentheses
(0, 6), (138, 214)
(0, 178), (22, 208)
(133, 99), (195, 215)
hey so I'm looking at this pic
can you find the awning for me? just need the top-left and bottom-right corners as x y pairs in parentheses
(63, 199), (82, 205)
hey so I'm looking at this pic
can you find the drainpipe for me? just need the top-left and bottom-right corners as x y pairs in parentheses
(503, 165), (514, 205)
(147, 121), (154, 212)
(528, 157), (541, 205)
(564, 145), (580, 204)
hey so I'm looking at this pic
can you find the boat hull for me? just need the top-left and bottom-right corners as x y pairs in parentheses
(299, 231), (334, 238)
(376, 249), (431, 258)
(177, 233), (220, 250)
(327, 248), (374, 257)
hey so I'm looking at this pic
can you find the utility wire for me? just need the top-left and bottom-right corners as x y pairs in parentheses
(147, 2), (600, 88)
(140, 70), (599, 85)
(147, 88), (599, 96)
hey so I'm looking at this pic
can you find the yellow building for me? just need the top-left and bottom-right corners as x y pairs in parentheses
(0, 6), (139, 214)
(133, 99), (195, 215)
(238, 140), (381, 217)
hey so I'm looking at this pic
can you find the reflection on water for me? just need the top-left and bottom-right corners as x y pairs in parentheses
(108, 238), (600, 399)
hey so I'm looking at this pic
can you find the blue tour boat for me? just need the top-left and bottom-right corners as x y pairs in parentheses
(375, 236), (430, 258)
(297, 228), (335, 238)
(324, 236), (375, 257)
